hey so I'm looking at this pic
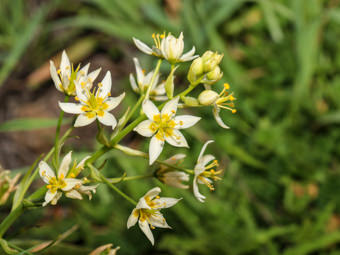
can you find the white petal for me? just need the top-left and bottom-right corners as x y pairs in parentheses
(174, 115), (201, 129)
(149, 135), (164, 165)
(62, 178), (82, 191)
(164, 153), (186, 164)
(59, 102), (83, 114)
(155, 197), (181, 208)
(193, 176), (206, 203)
(74, 114), (96, 127)
(87, 67), (101, 83)
(65, 189), (83, 200)
(144, 187), (161, 200)
(199, 154), (215, 167)
(165, 130), (188, 148)
(43, 190), (57, 206)
(138, 220), (154, 245)
(51, 191), (62, 205)
(60, 50), (71, 78)
(180, 46), (198, 62)
(105, 93), (125, 111)
(127, 209), (139, 228)
(39, 161), (55, 184)
(129, 74), (139, 93)
(76, 156), (90, 170)
(133, 37), (153, 55)
(161, 97), (179, 116)
(50, 61), (63, 92)
(142, 100), (160, 121)
(198, 140), (214, 162)
(213, 105), (230, 129)
(75, 83), (89, 102)
(133, 57), (144, 84)
(58, 151), (72, 178)
(149, 211), (170, 228)
(97, 111), (117, 129)
(97, 71), (112, 98)
(78, 63), (90, 77)
(152, 82), (166, 96)
(133, 120), (155, 137)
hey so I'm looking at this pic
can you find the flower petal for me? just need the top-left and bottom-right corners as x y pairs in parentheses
(149, 211), (170, 228)
(59, 102), (83, 114)
(97, 111), (117, 129)
(155, 197), (181, 208)
(60, 50), (71, 77)
(134, 120), (155, 137)
(87, 67), (101, 83)
(199, 154), (215, 167)
(43, 190), (58, 207)
(165, 130), (188, 148)
(161, 97), (179, 116)
(213, 105), (230, 129)
(74, 113), (96, 127)
(127, 209), (139, 228)
(129, 74), (139, 93)
(97, 71), (112, 98)
(193, 176), (206, 203)
(180, 46), (198, 62)
(142, 100), (160, 121)
(58, 151), (72, 178)
(133, 37), (153, 55)
(149, 135), (164, 165)
(106, 93), (125, 111)
(174, 115), (201, 129)
(39, 161), (55, 183)
(152, 82), (166, 96)
(78, 63), (90, 77)
(133, 57), (144, 85)
(138, 220), (154, 245)
(51, 191), (62, 205)
(62, 178), (82, 191)
(76, 156), (90, 171)
(144, 187), (161, 200)
(50, 61), (63, 92)
(65, 189), (83, 200)
(164, 153), (186, 164)
(75, 83), (89, 102)
(198, 140), (214, 162)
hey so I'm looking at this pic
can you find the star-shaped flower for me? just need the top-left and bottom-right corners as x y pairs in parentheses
(129, 58), (167, 101)
(127, 187), (181, 245)
(133, 32), (198, 64)
(59, 71), (125, 129)
(50, 50), (101, 95)
(134, 97), (200, 164)
(193, 140), (222, 203)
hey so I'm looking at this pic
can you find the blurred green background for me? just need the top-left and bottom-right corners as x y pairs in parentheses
(2, 0), (340, 254)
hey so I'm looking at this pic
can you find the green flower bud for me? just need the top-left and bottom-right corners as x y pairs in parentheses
(182, 96), (199, 106)
(198, 90), (219, 105)
(205, 66), (223, 84)
(202, 51), (224, 73)
(187, 57), (204, 84)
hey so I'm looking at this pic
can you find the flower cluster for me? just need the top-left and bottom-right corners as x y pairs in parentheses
(32, 31), (235, 247)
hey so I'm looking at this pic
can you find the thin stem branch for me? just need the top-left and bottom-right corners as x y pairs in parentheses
(144, 59), (162, 100)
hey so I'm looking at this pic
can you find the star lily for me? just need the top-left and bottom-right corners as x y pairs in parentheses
(156, 154), (189, 189)
(50, 50), (101, 96)
(198, 83), (236, 129)
(193, 140), (222, 203)
(59, 71), (125, 129)
(127, 187), (181, 245)
(39, 152), (84, 206)
(129, 58), (167, 101)
(134, 97), (201, 164)
(133, 32), (198, 64)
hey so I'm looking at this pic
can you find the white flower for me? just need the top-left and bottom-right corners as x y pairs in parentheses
(133, 32), (198, 64)
(50, 50), (101, 96)
(39, 152), (83, 206)
(198, 84), (236, 129)
(193, 141), (222, 203)
(127, 187), (181, 245)
(134, 97), (201, 165)
(156, 154), (189, 189)
(59, 71), (125, 129)
(129, 58), (167, 101)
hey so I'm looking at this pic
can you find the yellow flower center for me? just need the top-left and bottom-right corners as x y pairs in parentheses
(150, 113), (176, 141)
(215, 83), (237, 114)
(46, 174), (67, 193)
(81, 91), (109, 118)
(198, 160), (222, 191)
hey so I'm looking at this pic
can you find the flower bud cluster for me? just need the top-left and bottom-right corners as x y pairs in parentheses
(187, 51), (224, 85)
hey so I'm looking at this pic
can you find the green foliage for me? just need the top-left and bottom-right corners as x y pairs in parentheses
(2, 0), (340, 254)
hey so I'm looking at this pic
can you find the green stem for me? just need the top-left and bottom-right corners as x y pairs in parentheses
(120, 94), (145, 130)
(145, 59), (162, 100)
(54, 95), (69, 168)
(0, 205), (23, 238)
(109, 174), (153, 184)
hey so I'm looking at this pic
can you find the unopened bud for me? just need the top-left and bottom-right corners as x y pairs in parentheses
(205, 66), (223, 84)
(182, 96), (199, 106)
(187, 57), (203, 84)
(202, 51), (223, 72)
(198, 90), (219, 105)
